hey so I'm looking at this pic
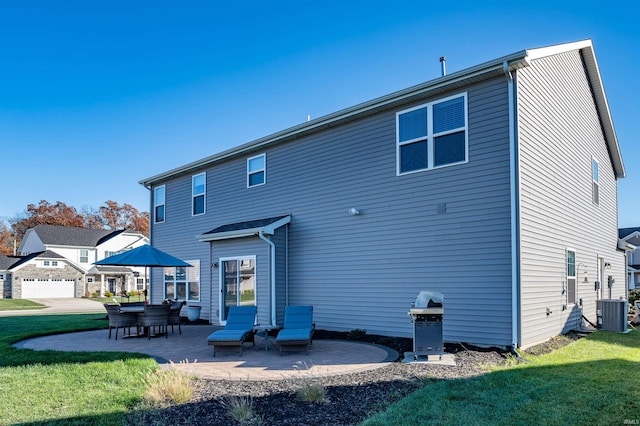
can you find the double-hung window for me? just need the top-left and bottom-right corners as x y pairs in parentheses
(592, 158), (599, 205)
(566, 249), (576, 305)
(154, 185), (165, 223)
(247, 154), (266, 187)
(397, 93), (468, 175)
(79, 249), (88, 263)
(192, 172), (206, 216)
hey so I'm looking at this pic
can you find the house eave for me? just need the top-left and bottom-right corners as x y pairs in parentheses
(139, 39), (625, 186)
(196, 215), (291, 242)
(139, 53), (529, 187)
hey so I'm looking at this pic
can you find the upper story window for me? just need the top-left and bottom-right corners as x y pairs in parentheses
(592, 158), (599, 205)
(154, 185), (165, 223)
(397, 93), (468, 175)
(247, 154), (266, 188)
(105, 251), (117, 258)
(192, 173), (206, 216)
(79, 249), (88, 263)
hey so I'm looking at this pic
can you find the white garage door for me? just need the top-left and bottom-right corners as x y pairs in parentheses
(21, 279), (76, 299)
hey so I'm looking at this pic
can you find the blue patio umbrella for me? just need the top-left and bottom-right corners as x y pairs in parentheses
(94, 244), (191, 298)
(94, 244), (191, 268)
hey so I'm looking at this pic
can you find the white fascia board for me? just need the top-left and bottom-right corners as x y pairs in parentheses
(524, 39), (625, 178)
(262, 215), (291, 234)
(196, 215), (291, 242)
(197, 231), (259, 242)
(618, 239), (637, 251)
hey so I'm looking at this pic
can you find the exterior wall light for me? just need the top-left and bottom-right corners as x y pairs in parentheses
(348, 208), (360, 216)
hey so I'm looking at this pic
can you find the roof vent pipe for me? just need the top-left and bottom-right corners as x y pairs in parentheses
(439, 56), (447, 76)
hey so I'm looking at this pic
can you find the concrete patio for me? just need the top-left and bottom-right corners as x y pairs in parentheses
(14, 323), (398, 381)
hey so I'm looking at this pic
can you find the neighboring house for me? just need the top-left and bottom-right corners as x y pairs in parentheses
(140, 39), (626, 349)
(1, 225), (150, 298)
(619, 227), (640, 290)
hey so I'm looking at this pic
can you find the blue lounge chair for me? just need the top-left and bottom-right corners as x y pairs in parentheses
(275, 305), (314, 355)
(207, 305), (257, 356)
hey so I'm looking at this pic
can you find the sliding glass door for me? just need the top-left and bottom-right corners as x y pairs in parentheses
(220, 256), (256, 321)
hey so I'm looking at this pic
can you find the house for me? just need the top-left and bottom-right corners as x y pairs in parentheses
(139, 39), (626, 349)
(619, 227), (640, 290)
(1, 225), (149, 298)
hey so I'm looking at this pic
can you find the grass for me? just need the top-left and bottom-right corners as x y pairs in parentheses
(0, 298), (46, 311)
(362, 329), (640, 426)
(0, 313), (158, 425)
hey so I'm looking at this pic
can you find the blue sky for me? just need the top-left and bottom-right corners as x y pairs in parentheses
(0, 0), (638, 226)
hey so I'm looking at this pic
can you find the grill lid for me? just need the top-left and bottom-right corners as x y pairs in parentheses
(414, 291), (443, 308)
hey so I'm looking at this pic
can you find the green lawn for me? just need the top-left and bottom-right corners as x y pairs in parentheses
(0, 298), (46, 311)
(0, 314), (157, 425)
(363, 329), (640, 426)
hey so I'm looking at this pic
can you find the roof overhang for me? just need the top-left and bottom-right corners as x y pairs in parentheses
(618, 239), (636, 251)
(139, 39), (624, 186)
(197, 215), (291, 242)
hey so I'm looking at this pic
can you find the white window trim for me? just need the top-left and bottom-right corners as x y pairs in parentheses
(163, 260), (200, 302)
(592, 157), (599, 206)
(247, 153), (266, 188)
(396, 92), (468, 176)
(154, 185), (166, 224)
(566, 248), (577, 305)
(218, 255), (257, 323)
(192, 172), (206, 216)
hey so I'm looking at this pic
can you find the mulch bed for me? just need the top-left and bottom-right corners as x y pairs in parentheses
(127, 331), (581, 425)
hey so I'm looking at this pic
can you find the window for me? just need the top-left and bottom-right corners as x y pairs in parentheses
(51, 261), (58, 267)
(79, 249), (88, 263)
(592, 158), (599, 205)
(566, 250), (576, 304)
(192, 173), (206, 216)
(247, 154), (266, 187)
(397, 93), (467, 175)
(154, 185), (165, 223)
(43, 260), (50, 267)
(105, 251), (117, 258)
(87, 277), (94, 283)
(164, 260), (200, 301)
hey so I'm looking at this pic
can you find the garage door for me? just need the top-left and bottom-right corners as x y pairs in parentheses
(21, 279), (76, 298)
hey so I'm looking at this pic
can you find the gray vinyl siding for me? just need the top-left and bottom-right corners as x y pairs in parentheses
(517, 50), (625, 348)
(151, 75), (513, 346)
(272, 226), (288, 326)
(210, 237), (270, 325)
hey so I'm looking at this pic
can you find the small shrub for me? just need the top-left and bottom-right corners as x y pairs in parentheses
(629, 289), (640, 306)
(346, 328), (367, 341)
(104, 291), (114, 298)
(296, 380), (326, 403)
(220, 395), (262, 424)
(142, 363), (194, 405)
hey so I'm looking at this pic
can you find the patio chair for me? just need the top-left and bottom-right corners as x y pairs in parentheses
(207, 305), (257, 356)
(168, 300), (186, 334)
(103, 303), (138, 340)
(275, 305), (314, 355)
(137, 304), (171, 340)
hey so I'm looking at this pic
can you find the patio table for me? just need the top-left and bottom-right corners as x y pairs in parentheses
(253, 325), (281, 351)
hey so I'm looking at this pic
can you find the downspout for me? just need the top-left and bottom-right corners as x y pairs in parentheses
(504, 60), (520, 350)
(258, 231), (278, 326)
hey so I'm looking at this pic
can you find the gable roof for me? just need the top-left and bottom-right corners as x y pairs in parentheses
(32, 224), (122, 247)
(0, 254), (23, 270)
(619, 227), (640, 240)
(140, 39), (624, 187)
